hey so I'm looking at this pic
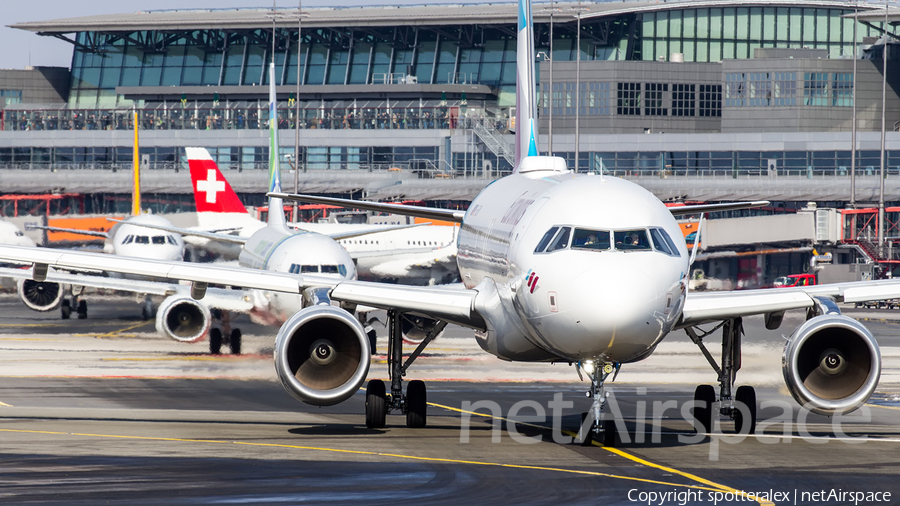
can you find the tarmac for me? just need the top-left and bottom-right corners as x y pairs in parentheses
(1, 293), (899, 505)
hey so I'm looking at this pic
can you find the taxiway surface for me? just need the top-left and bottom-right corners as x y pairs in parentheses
(1, 294), (899, 505)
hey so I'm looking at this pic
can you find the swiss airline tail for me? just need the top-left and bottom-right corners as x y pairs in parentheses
(186, 147), (248, 214)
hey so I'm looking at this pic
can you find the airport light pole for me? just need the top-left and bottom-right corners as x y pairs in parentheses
(851, 0), (858, 209)
(571, 3), (587, 172)
(293, 0), (306, 222)
(879, 0), (889, 250)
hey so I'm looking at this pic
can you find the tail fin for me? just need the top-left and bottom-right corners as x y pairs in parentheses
(514, 0), (538, 172)
(186, 147), (248, 214)
(266, 61), (287, 228)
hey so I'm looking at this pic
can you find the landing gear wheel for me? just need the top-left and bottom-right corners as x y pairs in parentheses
(229, 329), (242, 355)
(76, 300), (87, 319)
(61, 299), (71, 319)
(693, 384), (716, 434)
(141, 303), (154, 320)
(365, 379), (386, 429)
(734, 385), (757, 435)
(601, 419), (616, 447)
(579, 412), (593, 446)
(209, 328), (223, 355)
(405, 380), (427, 428)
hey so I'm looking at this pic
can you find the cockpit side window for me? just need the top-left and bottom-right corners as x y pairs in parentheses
(546, 227), (571, 252)
(650, 228), (681, 257)
(572, 229), (611, 251)
(338, 265), (348, 277)
(613, 230), (651, 251)
(122, 235), (134, 245)
(167, 235), (178, 245)
(534, 227), (559, 253)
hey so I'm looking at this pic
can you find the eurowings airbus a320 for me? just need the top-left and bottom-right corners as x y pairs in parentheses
(0, 0), (890, 445)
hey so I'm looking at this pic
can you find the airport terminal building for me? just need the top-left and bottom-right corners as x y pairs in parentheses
(7, 0), (900, 281)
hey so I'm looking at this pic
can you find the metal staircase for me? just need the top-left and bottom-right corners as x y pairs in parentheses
(472, 120), (515, 167)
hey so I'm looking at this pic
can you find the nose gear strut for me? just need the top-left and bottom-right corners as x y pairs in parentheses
(578, 360), (619, 447)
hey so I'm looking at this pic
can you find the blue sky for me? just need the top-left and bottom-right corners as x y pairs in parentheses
(2, 0), (504, 69)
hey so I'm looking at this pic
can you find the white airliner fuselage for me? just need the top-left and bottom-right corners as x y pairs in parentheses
(457, 158), (688, 364)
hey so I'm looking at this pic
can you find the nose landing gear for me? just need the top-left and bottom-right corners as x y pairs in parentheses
(578, 360), (619, 447)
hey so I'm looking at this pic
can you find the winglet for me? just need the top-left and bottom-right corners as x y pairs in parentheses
(186, 147), (248, 214)
(514, 0), (539, 172)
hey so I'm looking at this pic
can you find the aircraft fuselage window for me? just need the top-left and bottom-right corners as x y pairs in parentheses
(135, 235), (149, 244)
(300, 265), (319, 273)
(321, 265), (339, 274)
(546, 227), (571, 252)
(614, 230), (651, 251)
(152, 236), (166, 245)
(572, 229), (611, 251)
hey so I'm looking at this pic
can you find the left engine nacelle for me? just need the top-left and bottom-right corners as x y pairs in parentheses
(18, 279), (63, 312)
(783, 314), (881, 416)
(155, 296), (211, 343)
(274, 306), (370, 407)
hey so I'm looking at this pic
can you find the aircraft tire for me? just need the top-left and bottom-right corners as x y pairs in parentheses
(230, 329), (242, 355)
(61, 300), (71, 320)
(367, 329), (377, 354)
(365, 379), (386, 429)
(734, 385), (757, 435)
(693, 385), (716, 434)
(601, 419), (616, 447)
(209, 328), (223, 355)
(76, 300), (87, 319)
(406, 380), (427, 428)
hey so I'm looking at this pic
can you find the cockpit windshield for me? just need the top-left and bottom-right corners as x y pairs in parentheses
(614, 230), (651, 251)
(571, 229), (611, 251)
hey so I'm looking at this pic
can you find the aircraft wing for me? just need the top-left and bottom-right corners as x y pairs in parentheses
(330, 281), (484, 329)
(26, 225), (109, 238)
(679, 278), (900, 326)
(108, 219), (247, 245)
(668, 201), (770, 216)
(298, 222), (431, 241)
(0, 265), (179, 296)
(269, 193), (466, 223)
(0, 245), (338, 294)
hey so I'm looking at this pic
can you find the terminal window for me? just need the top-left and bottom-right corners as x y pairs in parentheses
(617, 82), (641, 115)
(747, 73), (771, 107)
(832, 73), (853, 107)
(644, 83), (668, 116)
(0, 90), (22, 106)
(580, 82), (610, 116)
(773, 73), (796, 106)
(725, 73), (745, 107)
(803, 73), (829, 106)
(671, 84), (695, 117)
(699, 85), (722, 117)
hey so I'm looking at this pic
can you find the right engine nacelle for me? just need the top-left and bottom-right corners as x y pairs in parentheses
(782, 314), (881, 416)
(155, 296), (211, 343)
(274, 306), (370, 407)
(18, 278), (63, 312)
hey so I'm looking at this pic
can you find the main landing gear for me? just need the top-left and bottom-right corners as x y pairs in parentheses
(685, 317), (757, 435)
(209, 309), (242, 355)
(61, 287), (87, 320)
(578, 360), (619, 447)
(365, 310), (446, 429)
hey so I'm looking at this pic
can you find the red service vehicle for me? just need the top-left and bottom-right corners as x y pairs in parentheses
(773, 274), (817, 288)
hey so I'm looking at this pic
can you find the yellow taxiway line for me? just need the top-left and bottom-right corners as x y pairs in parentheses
(75, 321), (152, 339)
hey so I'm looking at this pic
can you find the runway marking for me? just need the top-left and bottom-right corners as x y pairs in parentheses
(0, 323), (67, 328)
(75, 321), (152, 338)
(101, 356), (249, 362)
(867, 403), (900, 411)
(0, 427), (722, 493)
(429, 401), (774, 506)
(0, 401), (11, 407)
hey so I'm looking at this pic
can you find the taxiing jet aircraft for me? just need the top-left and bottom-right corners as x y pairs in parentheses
(0, 221), (35, 248)
(155, 147), (459, 285)
(0, 0), (889, 444)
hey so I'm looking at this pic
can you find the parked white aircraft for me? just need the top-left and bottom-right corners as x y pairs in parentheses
(13, 214), (185, 319)
(0, 221), (35, 247)
(0, 0), (889, 444)
(177, 147), (458, 285)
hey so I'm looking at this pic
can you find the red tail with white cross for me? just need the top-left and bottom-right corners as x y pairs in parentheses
(186, 147), (248, 214)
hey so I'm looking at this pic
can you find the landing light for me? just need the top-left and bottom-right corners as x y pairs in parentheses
(581, 359), (596, 375)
